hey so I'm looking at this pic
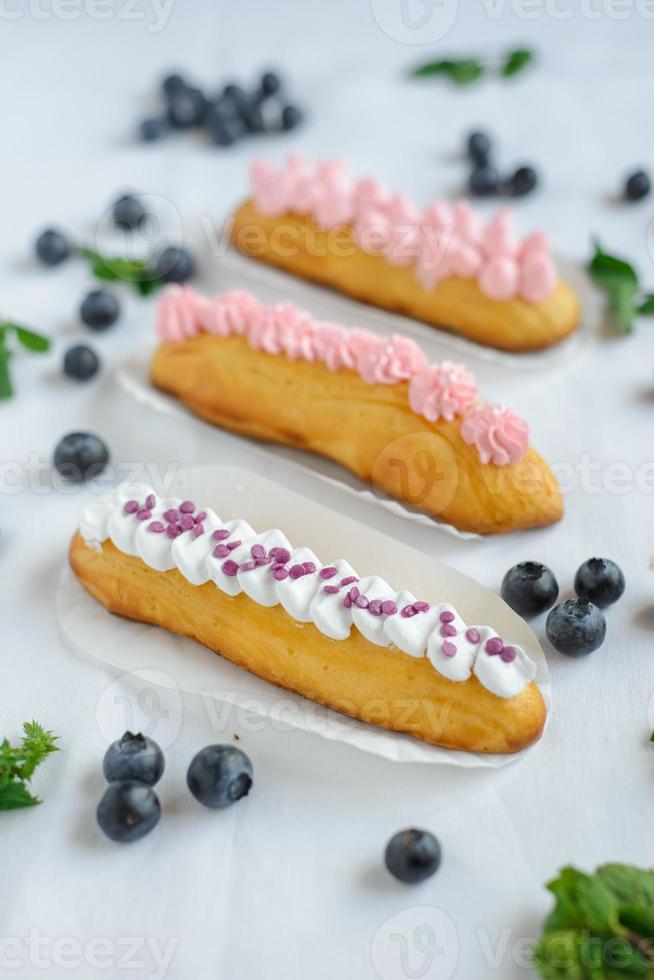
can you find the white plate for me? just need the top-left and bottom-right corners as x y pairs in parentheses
(57, 463), (551, 769)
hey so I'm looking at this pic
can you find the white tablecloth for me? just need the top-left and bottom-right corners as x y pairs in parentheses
(1, 3), (652, 978)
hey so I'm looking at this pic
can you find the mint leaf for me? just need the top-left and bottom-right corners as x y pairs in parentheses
(588, 242), (640, 335)
(0, 781), (40, 811)
(412, 57), (485, 84)
(597, 865), (654, 909)
(77, 246), (163, 295)
(0, 721), (59, 811)
(501, 48), (534, 77)
(10, 324), (51, 353)
(637, 295), (654, 315)
(0, 347), (13, 400)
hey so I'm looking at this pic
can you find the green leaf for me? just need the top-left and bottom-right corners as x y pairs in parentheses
(0, 347), (13, 400)
(9, 324), (51, 353)
(637, 295), (654, 315)
(597, 865), (654, 910)
(77, 246), (164, 295)
(588, 242), (639, 291)
(0, 781), (41, 811)
(619, 904), (654, 937)
(501, 48), (534, 77)
(412, 57), (484, 85)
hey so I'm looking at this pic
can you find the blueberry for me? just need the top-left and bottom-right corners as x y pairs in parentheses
(97, 780), (161, 843)
(187, 745), (253, 808)
(624, 169), (650, 202)
(207, 117), (243, 147)
(384, 828), (442, 884)
(240, 101), (265, 134)
(80, 289), (120, 331)
(281, 105), (303, 132)
(155, 246), (194, 284)
(260, 71), (282, 98)
(574, 558), (625, 608)
(167, 87), (206, 128)
(53, 432), (109, 482)
(506, 165), (538, 198)
(501, 562), (558, 618)
(139, 116), (166, 142)
(162, 72), (187, 99)
(222, 83), (249, 110)
(468, 165), (499, 197)
(63, 344), (99, 382)
(35, 228), (71, 267)
(112, 193), (147, 231)
(546, 599), (606, 657)
(103, 732), (165, 787)
(466, 131), (492, 166)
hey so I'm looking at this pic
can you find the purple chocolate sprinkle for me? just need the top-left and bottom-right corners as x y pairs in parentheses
(439, 610), (455, 623)
(500, 646), (517, 663)
(343, 594), (352, 608)
(319, 566), (338, 579)
(486, 637), (504, 656)
(413, 601), (430, 613)
(179, 500), (195, 514)
(124, 500), (139, 514)
(273, 567), (289, 581)
(440, 623), (457, 637)
(355, 595), (369, 609)
(401, 604), (417, 618)
(136, 508), (152, 521)
(226, 539), (241, 551)
(213, 544), (230, 558)
(221, 559), (239, 576)
(442, 641), (457, 658)
(349, 586), (360, 601)
(251, 543), (266, 559)
(381, 600), (397, 615)
(289, 564), (305, 579)
(179, 515), (195, 531)
(340, 576), (358, 587)
(148, 521), (165, 533)
(165, 524), (181, 539)
(239, 560), (257, 572)
(193, 524), (205, 538)
(163, 508), (179, 524)
(255, 556), (271, 566)
(212, 529), (230, 541)
(302, 562), (316, 574)
(145, 494), (156, 510)
(466, 628), (480, 644)
(194, 511), (207, 524)
(368, 599), (383, 616)
(323, 585), (340, 594)
(270, 547), (291, 564)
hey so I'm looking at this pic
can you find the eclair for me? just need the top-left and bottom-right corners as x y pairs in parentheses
(70, 485), (547, 754)
(150, 286), (563, 535)
(228, 156), (580, 352)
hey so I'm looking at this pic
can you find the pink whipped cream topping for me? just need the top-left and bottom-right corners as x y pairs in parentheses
(248, 156), (558, 304)
(460, 404), (530, 466)
(156, 286), (529, 466)
(408, 362), (478, 422)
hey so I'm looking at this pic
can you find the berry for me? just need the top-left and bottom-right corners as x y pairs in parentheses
(506, 165), (538, 198)
(624, 169), (650, 202)
(53, 432), (109, 482)
(260, 71), (282, 98)
(385, 828), (442, 884)
(207, 117), (243, 147)
(501, 562), (558, 618)
(240, 101), (265, 134)
(162, 72), (187, 99)
(468, 165), (499, 197)
(139, 117), (166, 142)
(63, 344), (99, 382)
(574, 558), (625, 608)
(222, 83), (249, 110)
(35, 228), (71, 267)
(112, 193), (147, 231)
(97, 780), (161, 843)
(281, 105), (303, 132)
(80, 289), (120, 331)
(103, 732), (165, 787)
(466, 131), (492, 166)
(167, 87), (206, 128)
(187, 745), (253, 808)
(155, 246), (194, 284)
(546, 599), (606, 657)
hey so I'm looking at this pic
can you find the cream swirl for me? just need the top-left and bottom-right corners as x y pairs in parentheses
(460, 405), (530, 466)
(408, 362), (478, 422)
(355, 334), (428, 385)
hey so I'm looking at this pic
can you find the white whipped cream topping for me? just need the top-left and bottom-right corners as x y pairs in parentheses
(79, 488), (538, 700)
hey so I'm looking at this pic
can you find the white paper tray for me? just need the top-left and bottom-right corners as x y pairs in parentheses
(57, 464), (551, 769)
